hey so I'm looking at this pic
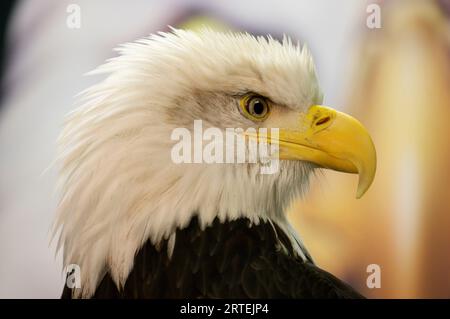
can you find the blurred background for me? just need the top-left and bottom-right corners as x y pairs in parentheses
(0, 0), (449, 298)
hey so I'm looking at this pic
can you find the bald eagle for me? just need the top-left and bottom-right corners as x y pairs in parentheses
(54, 28), (376, 299)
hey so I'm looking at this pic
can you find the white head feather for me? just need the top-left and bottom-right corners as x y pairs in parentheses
(54, 28), (323, 298)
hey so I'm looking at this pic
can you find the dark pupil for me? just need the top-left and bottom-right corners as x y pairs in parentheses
(252, 100), (265, 115)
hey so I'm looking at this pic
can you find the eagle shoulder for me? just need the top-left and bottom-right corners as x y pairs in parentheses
(62, 217), (363, 299)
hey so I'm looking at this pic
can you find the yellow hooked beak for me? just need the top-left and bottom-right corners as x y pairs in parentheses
(255, 105), (376, 198)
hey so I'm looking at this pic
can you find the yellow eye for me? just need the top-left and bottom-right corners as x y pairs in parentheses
(239, 94), (271, 121)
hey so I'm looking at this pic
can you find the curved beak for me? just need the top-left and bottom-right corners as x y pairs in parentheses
(277, 105), (377, 198)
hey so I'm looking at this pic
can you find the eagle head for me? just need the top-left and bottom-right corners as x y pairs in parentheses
(54, 28), (376, 297)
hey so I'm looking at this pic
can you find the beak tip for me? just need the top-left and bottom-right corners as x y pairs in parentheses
(355, 169), (376, 199)
(355, 188), (364, 199)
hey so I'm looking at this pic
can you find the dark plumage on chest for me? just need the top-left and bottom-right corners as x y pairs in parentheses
(62, 217), (364, 299)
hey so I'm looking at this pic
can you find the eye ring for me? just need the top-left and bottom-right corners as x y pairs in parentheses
(239, 94), (271, 121)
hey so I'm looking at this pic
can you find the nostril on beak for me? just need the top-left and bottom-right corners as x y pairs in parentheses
(316, 116), (331, 126)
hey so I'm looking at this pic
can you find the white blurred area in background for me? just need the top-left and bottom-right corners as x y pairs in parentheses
(1, 0), (449, 298)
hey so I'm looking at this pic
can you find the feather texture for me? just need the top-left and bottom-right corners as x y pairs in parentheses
(62, 217), (363, 299)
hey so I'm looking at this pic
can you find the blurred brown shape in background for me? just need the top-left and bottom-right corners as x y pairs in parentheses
(290, 0), (450, 298)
